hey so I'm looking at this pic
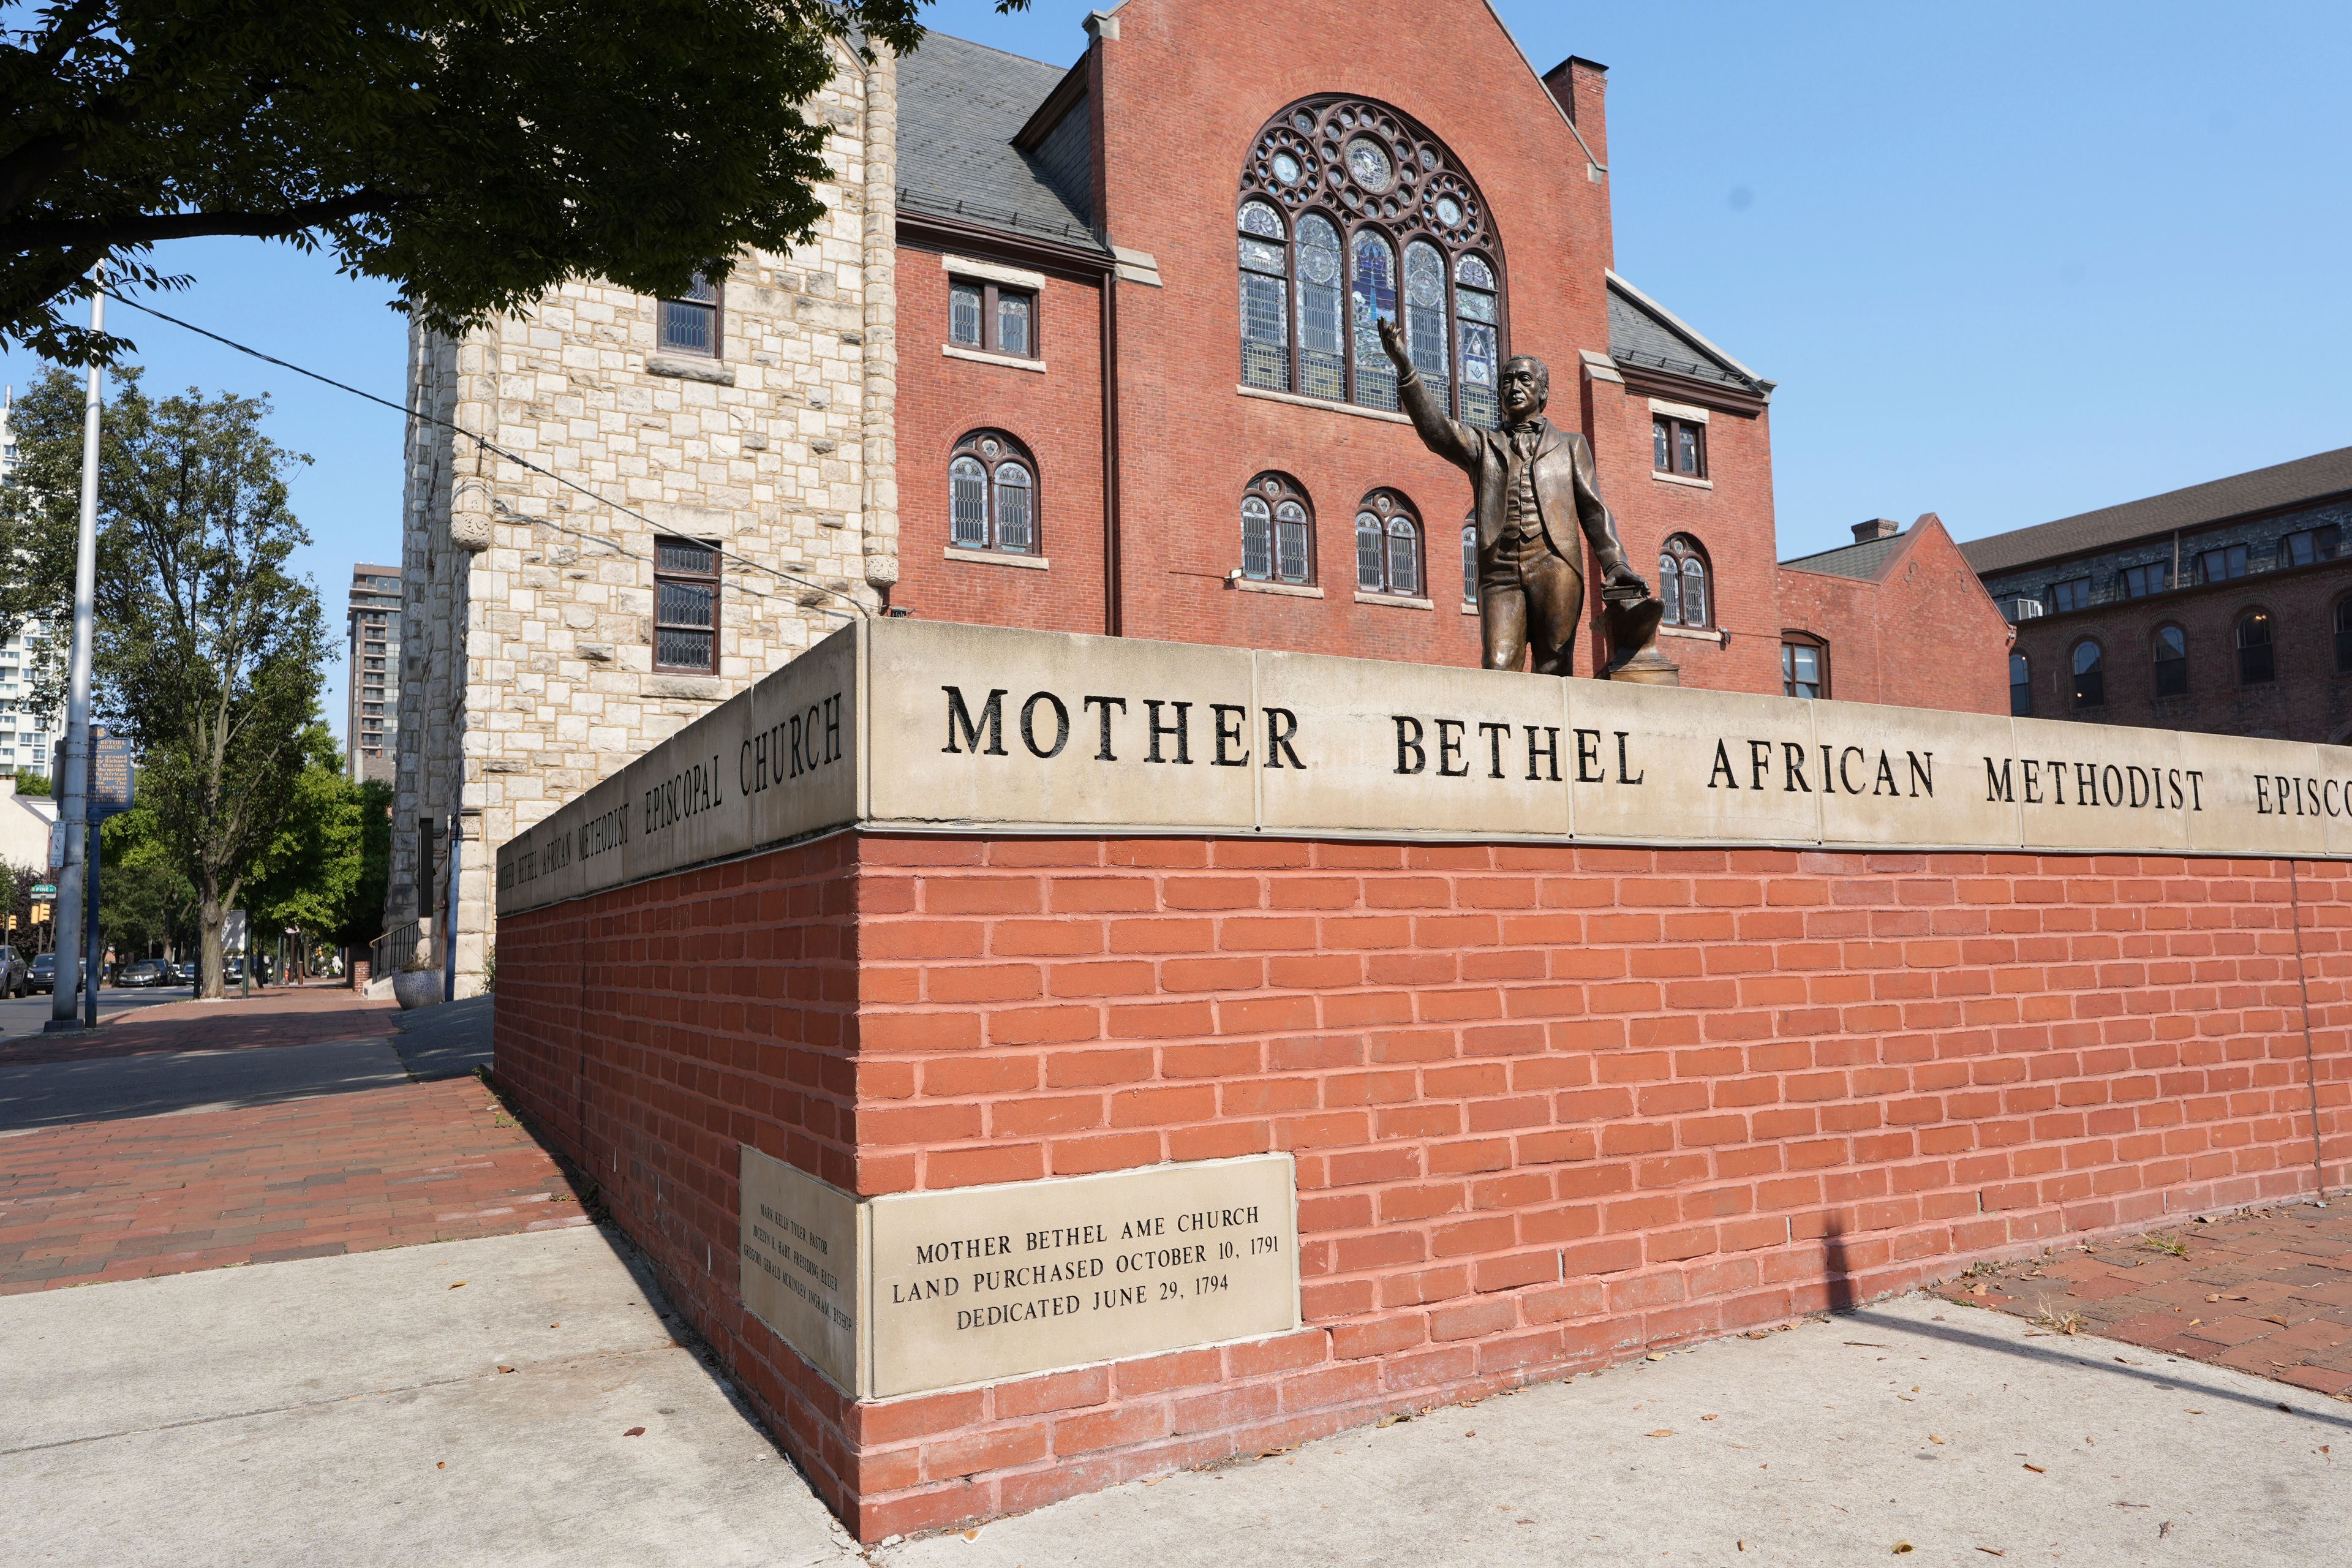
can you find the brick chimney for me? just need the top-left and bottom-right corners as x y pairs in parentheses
(1852, 519), (1902, 543)
(1539, 56), (1610, 172)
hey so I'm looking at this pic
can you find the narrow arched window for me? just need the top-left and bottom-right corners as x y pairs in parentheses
(2236, 609), (2275, 684)
(1296, 215), (1346, 401)
(1351, 231), (1399, 410)
(947, 431), (1039, 556)
(1456, 255), (1499, 429)
(2009, 652), (2032, 716)
(1241, 97), (1505, 424)
(1355, 489), (1421, 597)
(2152, 625), (2187, 698)
(949, 457), (987, 548)
(1238, 200), (1289, 392)
(1403, 241), (1449, 412)
(1242, 472), (1313, 585)
(1659, 535), (1711, 629)
(1460, 521), (1477, 606)
(2072, 639), (2105, 708)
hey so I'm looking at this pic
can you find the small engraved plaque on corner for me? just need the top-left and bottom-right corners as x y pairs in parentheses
(739, 1147), (864, 1394)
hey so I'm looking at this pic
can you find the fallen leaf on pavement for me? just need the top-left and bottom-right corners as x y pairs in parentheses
(436, 1461), (446, 1469)
(448, 1281), (466, 1290)
(496, 1365), (514, 1374)
(1646, 1429), (1675, 1438)
(1894, 1543), (1913, 1555)
(1377, 1412), (1411, 1428)
(2023, 1463), (2046, 1473)
(623, 1427), (646, 1437)
(1977, 1550), (2006, 1558)
(1646, 1352), (1667, 1361)
(1929, 1435), (1946, 1445)
(1702, 1414), (1719, 1421)
(962, 1529), (980, 1541)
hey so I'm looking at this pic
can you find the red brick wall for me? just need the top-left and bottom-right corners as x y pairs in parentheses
(1779, 518), (2013, 714)
(2010, 557), (2352, 741)
(892, 247), (1110, 635)
(497, 829), (2351, 1540)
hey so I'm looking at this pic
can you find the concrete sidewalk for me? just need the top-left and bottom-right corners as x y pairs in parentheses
(7, 1222), (2346, 1567)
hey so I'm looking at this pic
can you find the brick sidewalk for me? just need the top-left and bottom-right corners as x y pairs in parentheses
(1929, 1200), (2352, 1398)
(1, 986), (399, 1065)
(0, 1074), (585, 1294)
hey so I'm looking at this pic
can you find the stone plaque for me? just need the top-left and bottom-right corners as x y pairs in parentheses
(739, 1147), (864, 1395)
(864, 1154), (1298, 1400)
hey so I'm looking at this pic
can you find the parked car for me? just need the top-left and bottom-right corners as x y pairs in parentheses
(172, 961), (197, 986)
(0, 948), (26, 997)
(26, 952), (81, 995)
(116, 959), (172, 987)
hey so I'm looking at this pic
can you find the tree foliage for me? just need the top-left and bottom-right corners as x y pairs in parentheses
(0, 364), (326, 995)
(0, 0), (1026, 362)
(244, 722), (365, 945)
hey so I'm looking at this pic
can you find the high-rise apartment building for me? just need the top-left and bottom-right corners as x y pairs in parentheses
(0, 388), (61, 780)
(347, 564), (402, 782)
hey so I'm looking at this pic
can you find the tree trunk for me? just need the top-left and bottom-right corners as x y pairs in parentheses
(198, 890), (224, 1001)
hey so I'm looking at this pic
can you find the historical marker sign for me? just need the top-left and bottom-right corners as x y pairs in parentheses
(739, 1150), (1301, 1400)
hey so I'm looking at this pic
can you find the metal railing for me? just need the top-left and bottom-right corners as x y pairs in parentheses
(371, 918), (423, 979)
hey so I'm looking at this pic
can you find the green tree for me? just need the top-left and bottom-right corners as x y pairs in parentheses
(334, 777), (394, 951)
(244, 723), (367, 978)
(0, 365), (326, 996)
(0, 0), (1025, 363)
(13, 772), (50, 796)
(98, 794), (197, 960)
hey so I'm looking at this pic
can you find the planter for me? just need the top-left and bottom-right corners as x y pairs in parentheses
(391, 968), (445, 1011)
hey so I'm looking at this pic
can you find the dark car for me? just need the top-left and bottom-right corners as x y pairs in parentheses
(0, 948), (25, 997)
(26, 952), (80, 995)
(116, 959), (172, 987)
(172, 961), (196, 986)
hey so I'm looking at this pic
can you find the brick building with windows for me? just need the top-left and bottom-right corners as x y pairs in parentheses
(393, 0), (2005, 992)
(1964, 445), (2352, 741)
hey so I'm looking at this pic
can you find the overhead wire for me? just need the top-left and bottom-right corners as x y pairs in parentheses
(96, 288), (869, 620)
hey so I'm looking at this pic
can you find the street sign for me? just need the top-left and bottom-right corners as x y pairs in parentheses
(47, 819), (63, 872)
(224, 910), (247, 956)
(30, 883), (54, 897)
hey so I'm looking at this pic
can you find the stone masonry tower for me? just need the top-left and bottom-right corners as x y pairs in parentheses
(387, 39), (900, 995)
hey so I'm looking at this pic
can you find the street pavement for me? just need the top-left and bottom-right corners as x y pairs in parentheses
(0, 985), (187, 1040)
(2, 987), (2348, 1564)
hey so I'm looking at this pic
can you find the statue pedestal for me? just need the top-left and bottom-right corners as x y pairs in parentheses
(1599, 589), (1681, 687)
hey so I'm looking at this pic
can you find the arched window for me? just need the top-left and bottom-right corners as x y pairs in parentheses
(2152, 625), (2187, 698)
(1240, 472), (1313, 585)
(2071, 638), (2105, 708)
(1240, 97), (1504, 425)
(1355, 489), (1420, 597)
(1460, 521), (1478, 606)
(2236, 609), (2275, 684)
(2009, 652), (2031, 716)
(1659, 535), (1711, 628)
(2335, 597), (2352, 673)
(948, 431), (1038, 556)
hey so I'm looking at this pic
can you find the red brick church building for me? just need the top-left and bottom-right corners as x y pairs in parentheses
(885, 0), (2010, 709)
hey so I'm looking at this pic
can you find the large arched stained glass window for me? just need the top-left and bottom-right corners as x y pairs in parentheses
(1240, 97), (1505, 426)
(1659, 535), (1710, 628)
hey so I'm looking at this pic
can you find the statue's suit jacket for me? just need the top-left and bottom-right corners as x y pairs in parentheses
(1395, 368), (1634, 573)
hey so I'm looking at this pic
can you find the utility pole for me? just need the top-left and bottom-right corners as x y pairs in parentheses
(47, 270), (102, 1031)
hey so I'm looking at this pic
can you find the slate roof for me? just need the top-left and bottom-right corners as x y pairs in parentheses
(1958, 445), (2352, 577)
(1780, 531), (1909, 581)
(895, 32), (1104, 252)
(1606, 274), (1771, 399)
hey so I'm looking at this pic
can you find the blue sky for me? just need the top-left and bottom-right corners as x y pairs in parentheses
(6, 0), (2345, 755)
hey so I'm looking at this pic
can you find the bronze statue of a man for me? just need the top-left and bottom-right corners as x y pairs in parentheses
(1379, 319), (1648, 676)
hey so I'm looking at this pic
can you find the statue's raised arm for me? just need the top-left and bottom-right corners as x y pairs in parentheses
(1378, 318), (1479, 472)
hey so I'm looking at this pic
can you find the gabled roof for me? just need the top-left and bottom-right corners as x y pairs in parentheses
(896, 32), (1105, 252)
(1957, 445), (2352, 578)
(1781, 530), (1911, 581)
(1606, 273), (1773, 401)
